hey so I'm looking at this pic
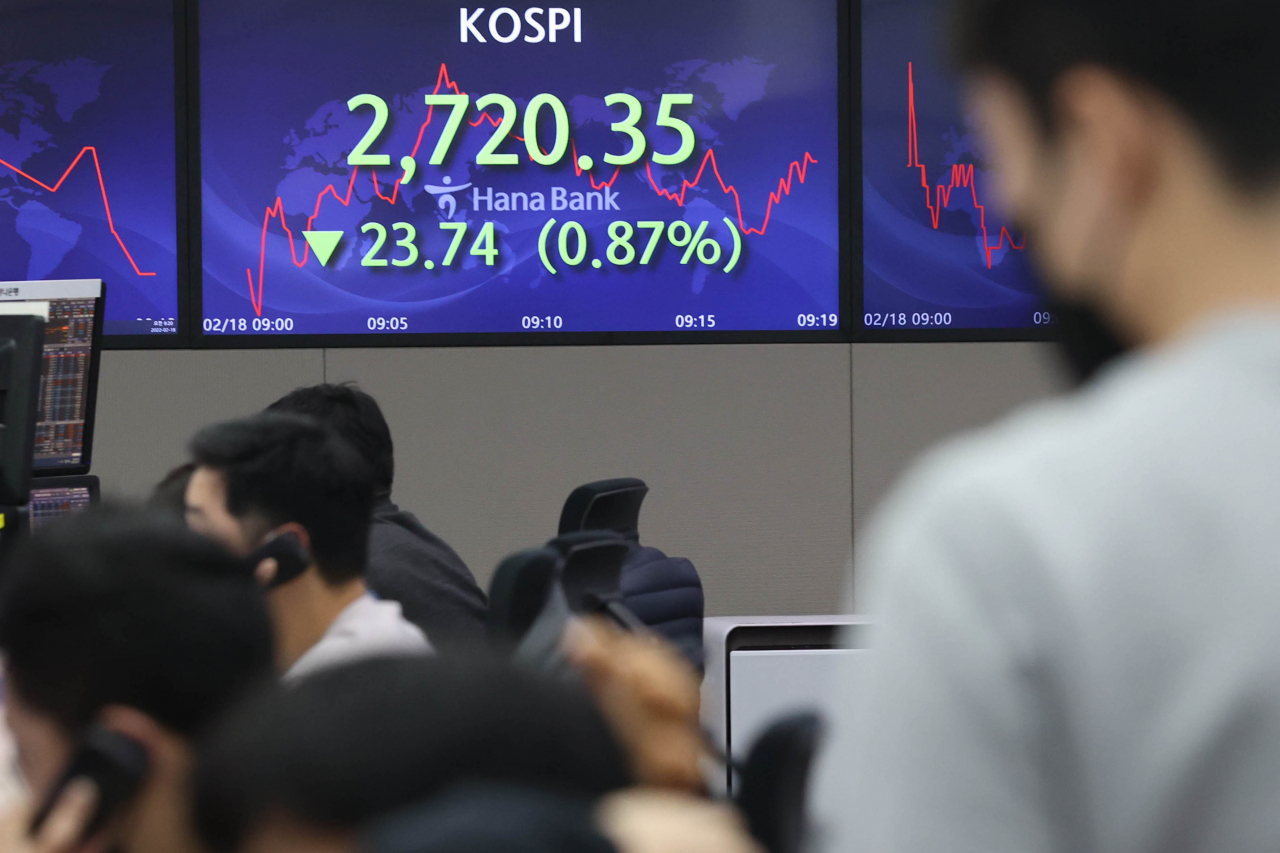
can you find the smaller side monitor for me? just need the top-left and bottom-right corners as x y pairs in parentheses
(0, 280), (105, 476)
(26, 475), (99, 533)
(0, 313), (48, 505)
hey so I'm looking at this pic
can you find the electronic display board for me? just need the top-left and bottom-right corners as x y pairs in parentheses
(197, 0), (850, 343)
(861, 0), (1051, 338)
(0, 0), (183, 342)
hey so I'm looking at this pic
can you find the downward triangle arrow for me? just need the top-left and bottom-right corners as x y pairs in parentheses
(303, 231), (344, 267)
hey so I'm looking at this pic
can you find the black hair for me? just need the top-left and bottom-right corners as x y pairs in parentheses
(951, 0), (1280, 188)
(0, 506), (274, 738)
(268, 383), (396, 492)
(192, 655), (632, 853)
(149, 461), (195, 518)
(362, 786), (617, 853)
(189, 412), (375, 584)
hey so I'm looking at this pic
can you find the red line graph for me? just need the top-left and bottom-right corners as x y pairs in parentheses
(644, 150), (817, 237)
(0, 146), (157, 276)
(247, 62), (818, 315)
(907, 61), (1023, 268)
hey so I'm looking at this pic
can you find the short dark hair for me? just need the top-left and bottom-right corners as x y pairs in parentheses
(268, 383), (395, 491)
(0, 507), (273, 738)
(192, 656), (632, 853)
(150, 461), (195, 517)
(951, 0), (1280, 187)
(189, 412), (375, 584)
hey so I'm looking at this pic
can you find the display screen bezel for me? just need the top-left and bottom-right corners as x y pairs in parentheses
(187, 0), (857, 349)
(0, 0), (191, 349)
(853, 0), (1055, 344)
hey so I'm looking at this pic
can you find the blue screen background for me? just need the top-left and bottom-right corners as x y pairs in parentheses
(862, 0), (1048, 332)
(0, 0), (180, 338)
(199, 0), (843, 337)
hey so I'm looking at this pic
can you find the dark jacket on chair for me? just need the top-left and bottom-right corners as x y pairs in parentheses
(620, 544), (705, 670)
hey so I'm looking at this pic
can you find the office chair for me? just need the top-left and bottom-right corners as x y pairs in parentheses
(735, 712), (824, 853)
(559, 479), (705, 668)
(558, 478), (649, 540)
(487, 548), (561, 651)
(488, 532), (641, 673)
(546, 530), (646, 631)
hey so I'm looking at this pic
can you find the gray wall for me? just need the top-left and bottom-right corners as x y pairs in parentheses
(92, 343), (1065, 615)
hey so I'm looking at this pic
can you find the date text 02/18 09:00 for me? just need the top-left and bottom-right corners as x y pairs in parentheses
(863, 311), (1059, 329)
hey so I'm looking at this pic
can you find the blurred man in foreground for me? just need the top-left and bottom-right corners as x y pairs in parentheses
(267, 383), (488, 652)
(186, 413), (430, 677)
(191, 655), (630, 853)
(192, 642), (758, 853)
(0, 509), (273, 853)
(831, 1), (1280, 851)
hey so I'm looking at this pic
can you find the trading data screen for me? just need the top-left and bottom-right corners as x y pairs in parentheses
(861, 0), (1050, 335)
(199, 0), (845, 339)
(0, 0), (180, 339)
(0, 280), (102, 472)
(35, 295), (95, 469)
(28, 485), (92, 531)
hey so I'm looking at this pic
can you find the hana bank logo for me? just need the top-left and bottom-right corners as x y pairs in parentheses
(423, 176), (473, 220)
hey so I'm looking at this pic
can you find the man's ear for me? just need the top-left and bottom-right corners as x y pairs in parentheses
(94, 706), (181, 768)
(273, 521), (314, 563)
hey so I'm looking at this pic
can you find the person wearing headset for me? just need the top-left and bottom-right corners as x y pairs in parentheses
(184, 412), (430, 679)
(266, 383), (489, 654)
(0, 508), (274, 853)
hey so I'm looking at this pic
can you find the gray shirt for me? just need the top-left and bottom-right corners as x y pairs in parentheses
(286, 593), (432, 681)
(831, 314), (1280, 853)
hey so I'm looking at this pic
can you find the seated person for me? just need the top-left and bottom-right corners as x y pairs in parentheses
(0, 507), (274, 853)
(191, 654), (757, 853)
(185, 412), (430, 677)
(149, 462), (195, 518)
(267, 383), (487, 652)
(190, 655), (631, 853)
(364, 785), (763, 853)
(360, 785), (619, 853)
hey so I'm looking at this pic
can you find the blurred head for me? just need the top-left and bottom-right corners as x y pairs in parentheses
(192, 656), (632, 853)
(952, 0), (1280, 344)
(267, 383), (395, 494)
(0, 507), (273, 853)
(361, 786), (618, 853)
(150, 462), (196, 518)
(185, 412), (375, 586)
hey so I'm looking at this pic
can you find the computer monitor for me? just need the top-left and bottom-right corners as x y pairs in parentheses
(0, 280), (104, 476)
(0, 311), (47, 507)
(25, 475), (99, 533)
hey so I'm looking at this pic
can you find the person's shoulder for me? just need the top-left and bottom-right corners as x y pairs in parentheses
(889, 339), (1241, 518)
(863, 331), (1278, 594)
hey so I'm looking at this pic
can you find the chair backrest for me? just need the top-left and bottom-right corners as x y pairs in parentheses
(735, 712), (825, 853)
(558, 479), (649, 541)
(547, 530), (630, 613)
(486, 547), (561, 648)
